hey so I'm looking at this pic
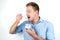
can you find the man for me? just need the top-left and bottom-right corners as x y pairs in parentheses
(9, 2), (55, 40)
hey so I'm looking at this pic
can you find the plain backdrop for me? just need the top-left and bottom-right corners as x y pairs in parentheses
(0, 0), (60, 40)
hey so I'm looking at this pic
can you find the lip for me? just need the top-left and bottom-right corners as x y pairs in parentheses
(27, 16), (30, 18)
(27, 17), (30, 20)
(28, 17), (30, 18)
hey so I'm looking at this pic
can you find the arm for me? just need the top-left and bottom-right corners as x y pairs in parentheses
(46, 23), (55, 40)
(9, 14), (22, 34)
(32, 34), (44, 40)
(26, 29), (44, 40)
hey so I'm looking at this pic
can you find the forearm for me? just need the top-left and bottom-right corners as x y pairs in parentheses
(9, 21), (19, 34)
(33, 34), (44, 40)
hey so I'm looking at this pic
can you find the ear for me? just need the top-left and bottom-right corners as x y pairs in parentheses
(35, 10), (39, 15)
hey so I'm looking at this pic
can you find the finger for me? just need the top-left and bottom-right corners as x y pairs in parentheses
(26, 29), (31, 33)
(17, 13), (22, 16)
(30, 28), (34, 31)
(26, 30), (30, 33)
(16, 14), (22, 17)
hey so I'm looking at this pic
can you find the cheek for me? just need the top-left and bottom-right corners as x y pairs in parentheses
(31, 14), (35, 18)
(32, 13), (36, 17)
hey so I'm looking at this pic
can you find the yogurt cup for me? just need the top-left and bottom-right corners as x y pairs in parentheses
(25, 24), (31, 30)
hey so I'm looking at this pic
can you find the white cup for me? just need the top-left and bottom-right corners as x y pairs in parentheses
(25, 24), (31, 30)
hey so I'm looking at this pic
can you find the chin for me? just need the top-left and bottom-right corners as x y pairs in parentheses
(28, 19), (32, 22)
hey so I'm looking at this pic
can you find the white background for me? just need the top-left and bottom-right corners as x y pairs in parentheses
(0, 0), (60, 40)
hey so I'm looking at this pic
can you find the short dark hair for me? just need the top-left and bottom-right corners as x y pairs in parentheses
(26, 2), (39, 13)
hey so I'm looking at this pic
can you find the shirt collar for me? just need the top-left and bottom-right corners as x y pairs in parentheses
(37, 17), (43, 23)
(29, 17), (43, 24)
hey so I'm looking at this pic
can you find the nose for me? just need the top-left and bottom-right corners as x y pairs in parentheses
(26, 13), (29, 16)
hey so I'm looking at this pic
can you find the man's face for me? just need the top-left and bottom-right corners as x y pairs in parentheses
(26, 6), (37, 22)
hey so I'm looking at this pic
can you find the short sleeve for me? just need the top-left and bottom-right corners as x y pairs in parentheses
(46, 22), (55, 40)
(14, 22), (24, 34)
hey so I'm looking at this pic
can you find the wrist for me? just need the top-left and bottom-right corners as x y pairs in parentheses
(33, 34), (40, 40)
(15, 20), (20, 24)
(34, 34), (44, 40)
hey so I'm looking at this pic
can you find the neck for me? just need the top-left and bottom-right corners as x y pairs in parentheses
(33, 16), (40, 24)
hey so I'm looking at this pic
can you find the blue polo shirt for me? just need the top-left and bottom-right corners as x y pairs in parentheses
(14, 18), (55, 40)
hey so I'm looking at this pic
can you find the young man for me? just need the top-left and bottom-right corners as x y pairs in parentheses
(9, 2), (55, 40)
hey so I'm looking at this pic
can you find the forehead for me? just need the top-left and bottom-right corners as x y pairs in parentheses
(26, 6), (34, 10)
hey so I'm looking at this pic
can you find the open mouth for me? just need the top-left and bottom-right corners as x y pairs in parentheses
(27, 16), (30, 19)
